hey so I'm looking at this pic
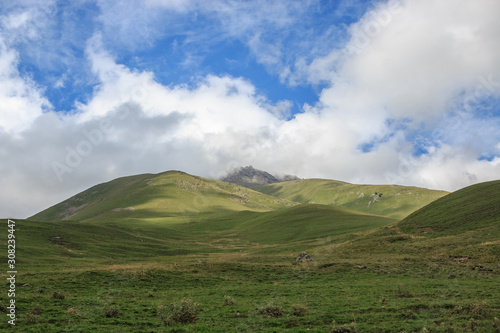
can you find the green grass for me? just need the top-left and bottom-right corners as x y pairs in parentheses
(2, 175), (499, 332)
(253, 178), (448, 219)
(399, 180), (500, 236)
(230, 204), (394, 244)
(30, 171), (296, 223)
(1, 252), (499, 332)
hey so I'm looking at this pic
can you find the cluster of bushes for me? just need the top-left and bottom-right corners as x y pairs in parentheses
(156, 297), (309, 326)
(257, 302), (308, 318)
(158, 298), (200, 326)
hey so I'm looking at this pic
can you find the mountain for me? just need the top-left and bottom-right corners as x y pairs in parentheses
(31, 169), (448, 223)
(24, 169), (398, 260)
(15, 174), (500, 332)
(253, 178), (448, 219)
(221, 165), (299, 187)
(29, 170), (296, 223)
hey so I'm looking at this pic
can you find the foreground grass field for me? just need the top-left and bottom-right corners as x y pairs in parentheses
(2, 256), (499, 332)
(1, 176), (499, 332)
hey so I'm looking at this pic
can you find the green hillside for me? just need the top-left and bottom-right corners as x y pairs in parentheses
(29, 171), (296, 223)
(316, 180), (500, 265)
(399, 179), (500, 236)
(185, 204), (395, 246)
(253, 178), (448, 219)
(15, 206), (395, 267)
(2, 178), (500, 332)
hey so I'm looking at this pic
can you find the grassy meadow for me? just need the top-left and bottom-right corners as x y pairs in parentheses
(254, 179), (448, 219)
(1, 172), (499, 332)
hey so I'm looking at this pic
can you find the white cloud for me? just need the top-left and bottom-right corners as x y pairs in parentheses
(0, 1), (56, 43)
(276, 0), (500, 189)
(314, 0), (500, 121)
(2, 0), (500, 219)
(0, 38), (51, 133)
(82, 35), (284, 134)
(95, 0), (324, 81)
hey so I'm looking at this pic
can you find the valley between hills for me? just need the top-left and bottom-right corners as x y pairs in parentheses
(1, 168), (499, 332)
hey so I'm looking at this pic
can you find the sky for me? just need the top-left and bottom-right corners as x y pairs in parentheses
(1, 0), (500, 219)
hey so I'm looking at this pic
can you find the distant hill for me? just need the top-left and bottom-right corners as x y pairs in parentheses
(253, 178), (448, 219)
(221, 165), (299, 187)
(319, 179), (500, 263)
(29, 170), (296, 223)
(398, 179), (500, 236)
(31, 169), (449, 223)
(231, 204), (394, 244)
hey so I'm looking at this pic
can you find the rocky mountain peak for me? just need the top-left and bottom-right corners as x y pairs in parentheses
(221, 166), (299, 187)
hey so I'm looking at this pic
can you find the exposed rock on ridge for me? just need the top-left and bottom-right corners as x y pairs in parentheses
(221, 166), (299, 187)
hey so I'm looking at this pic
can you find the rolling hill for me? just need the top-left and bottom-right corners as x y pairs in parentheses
(185, 204), (395, 245)
(253, 178), (448, 219)
(30, 170), (448, 223)
(398, 179), (500, 236)
(316, 180), (500, 264)
(27, 170), (499, 263)
(6, 173), (500, 332)
(29, 170), (296, 223)
(25, 170), (399, 262)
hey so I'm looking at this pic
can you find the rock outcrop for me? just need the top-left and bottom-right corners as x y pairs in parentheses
(221, 166), (299, 187)
(296, 252), (313, 262)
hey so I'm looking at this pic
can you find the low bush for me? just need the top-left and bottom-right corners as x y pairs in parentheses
(223, 295), (236, 306)
(102, 304), (120, 318)
(52, 291), (65, 300)
(158, 298), (200, 325)
(257, 302), (283, 318)
(291, 304), (308, 317)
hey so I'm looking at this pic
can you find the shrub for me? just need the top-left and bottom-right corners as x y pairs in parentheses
(453, 302), (488, 318)
(68, 307), (81, 317)
(331, 320), (358, 333)
(394, 284), (412, 298)
(223, 295), (236, 306)
(102, 304), (120, 318)
(52, 291), (65, 300)
(257, 302), (283, 318)
(291, 304), (308, 317)
(286, 318), (301, 328)
(158, 298), (200, 325)
(493, 317), (500, 333)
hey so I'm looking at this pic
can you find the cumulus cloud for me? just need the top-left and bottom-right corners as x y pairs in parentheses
(289, 0), (500, 183)
(0, 33), (289, 217)
(1, 0), (500, 219)
(0, 38), (51, 133)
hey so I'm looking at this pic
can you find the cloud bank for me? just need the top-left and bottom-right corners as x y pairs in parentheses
(1, 0), (500, 218)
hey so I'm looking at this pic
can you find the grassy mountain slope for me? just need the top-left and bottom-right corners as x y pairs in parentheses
(3, 180), (500, 332)
(315, 180), (500, 265)
(29, 171), (296, 223)
(16, 206), (395, 266)
(253, 178), (448, 219)
(185, 204), (395, 245)
(398, 179), (500, 236)
(233, 204), (394, 244)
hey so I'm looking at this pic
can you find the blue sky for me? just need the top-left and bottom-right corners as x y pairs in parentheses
(9, 0), (372, 114)
(1, 0), (500, 218)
